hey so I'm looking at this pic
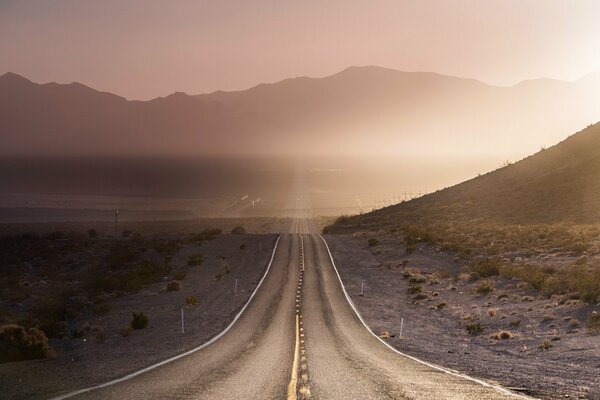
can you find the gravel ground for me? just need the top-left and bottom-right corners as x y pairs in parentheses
(0, 234), (278, 400)
(327, 234), (600, 400)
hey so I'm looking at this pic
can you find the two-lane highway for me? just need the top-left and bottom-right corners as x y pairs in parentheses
(52, 220), (530, 400)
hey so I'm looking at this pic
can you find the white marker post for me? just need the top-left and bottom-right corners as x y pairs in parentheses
(259, 243), (262, 252)
(181, 308), (185, 334)
(399, 317), (404, 339)
(360, 281), (364, 295)
(234, 278), (238, 295)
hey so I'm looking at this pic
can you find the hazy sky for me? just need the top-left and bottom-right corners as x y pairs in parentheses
(1, 0), (600, 100)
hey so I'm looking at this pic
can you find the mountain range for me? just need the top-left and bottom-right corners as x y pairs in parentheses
(1, 66), (600, 156)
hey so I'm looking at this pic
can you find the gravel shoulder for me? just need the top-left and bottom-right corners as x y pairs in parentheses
(0, 234), (277, 400)
(327, 234), (600, 400)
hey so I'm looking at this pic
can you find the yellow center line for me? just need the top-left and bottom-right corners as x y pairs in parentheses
(287, 314), (300, 400)
(288, 234), (305, 399)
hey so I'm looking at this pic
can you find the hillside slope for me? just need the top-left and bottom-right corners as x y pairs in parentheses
(337, 122), (600, 227)
(2, 67), (600, 156)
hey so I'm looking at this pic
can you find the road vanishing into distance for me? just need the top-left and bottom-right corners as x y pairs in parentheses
(51, 170), (530, 400)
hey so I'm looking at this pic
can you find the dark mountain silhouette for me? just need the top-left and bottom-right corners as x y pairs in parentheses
(2, 67), (600, 156)
(332, 122), (600, 226)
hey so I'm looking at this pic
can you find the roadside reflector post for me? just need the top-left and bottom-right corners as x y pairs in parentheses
(181, 308), (185, 334)
(259, 242), (262, 252)
(234, 278), (238, 295)
(360, 281), (364, 295)
(399, 317), (404, 339)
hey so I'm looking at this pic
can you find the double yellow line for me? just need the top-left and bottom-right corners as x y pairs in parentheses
(287, 314), (301, 399)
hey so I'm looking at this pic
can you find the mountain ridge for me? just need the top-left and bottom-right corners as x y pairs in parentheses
(2, 67), (600, 156)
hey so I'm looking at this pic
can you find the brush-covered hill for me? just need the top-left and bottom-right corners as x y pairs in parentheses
(2, 67), (600, 156)
(330, 121), (600, 231)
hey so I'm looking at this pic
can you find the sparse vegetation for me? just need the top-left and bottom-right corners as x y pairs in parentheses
(185, 296), (199, 306)
(166, 280), (182, 291)
(465, 323), (484, 335)
(491, 331), (512, 340)
(539, 340), (552, 351)
(0, 324), (53, 362)
(476, 280), (495, 295)
(587, 311), (600, 334)
(368, 238), (379, 247)
(130, 312), (149, 330)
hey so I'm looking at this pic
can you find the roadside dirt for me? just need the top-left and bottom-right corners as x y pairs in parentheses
(0, 234), (278, 400)
(327, 234), (600, 400)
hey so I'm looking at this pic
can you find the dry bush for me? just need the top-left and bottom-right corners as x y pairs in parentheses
(476, 280), (495, 295)
(0, 324), (53, 362)
(185, 296), (199, 306)
(491, 331), (512, 340)
(166, 280), (182, 292)
(587, 311), (600, 334)
(130, 312), (149, 330)
(465, 323), (484, 335)
(539, 340), (552, 350)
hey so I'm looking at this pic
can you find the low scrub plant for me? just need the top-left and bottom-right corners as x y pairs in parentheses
(130, 312), (149, 330)
(476, 280), (495, 295)
(185, 296), (199, 306)
(167, 280), (182, 292)
(588, 311), (600, 334)
(465, 323), (484, 335)
(0, 324), (53, 362)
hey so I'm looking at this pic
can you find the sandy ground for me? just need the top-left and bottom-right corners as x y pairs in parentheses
(327, 234), (600, 400)
(0, 234), (278, 400)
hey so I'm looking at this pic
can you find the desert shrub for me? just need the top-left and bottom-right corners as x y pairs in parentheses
(368, 238), (379, 247)
(240, 244), (246, 250)
(408, 274), (426, 284)
(539, 340), (552, 350)
(185, 296), (199, 306)
(130, 312), (149, 330)
(122, 230), (132, 238)
(187, 254), (203, 267)
(167, 280), (182, 292)
(407, 284), (422, 294)
(588, 311), (600, 334)
(491, 331), (512, 340)
(465, 323), (484, 335)
(230, 225), (246, 234)
(476, 280), (495, 295)
(87, 229), (98, 239)
(471, 257), (502, 277)
(0, 325), (53, 362)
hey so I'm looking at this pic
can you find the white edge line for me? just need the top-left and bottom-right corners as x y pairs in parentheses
(49, 235), (282, 400)
(318, 234), (536, 400)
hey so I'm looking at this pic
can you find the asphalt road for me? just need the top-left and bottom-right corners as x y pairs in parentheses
(52, 212), (529, 399)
